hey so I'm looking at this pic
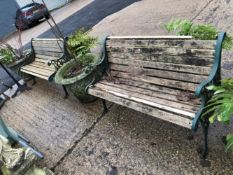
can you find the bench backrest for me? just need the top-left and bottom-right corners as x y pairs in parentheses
(106, 36), (216, 93)
(31, 38), (64, 63)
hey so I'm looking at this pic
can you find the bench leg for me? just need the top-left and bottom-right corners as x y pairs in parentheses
(102, 99), (108, 115)
(62, 85), (69, 99)
(32, 76), (36, 86)
(201, 119), (209, 159)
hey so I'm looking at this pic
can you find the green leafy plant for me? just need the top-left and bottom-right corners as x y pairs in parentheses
(0, 48), (15, 64)
(164, 19), (233, 50)
(203, 79), (233, 152)
(67, 29), (97, 66)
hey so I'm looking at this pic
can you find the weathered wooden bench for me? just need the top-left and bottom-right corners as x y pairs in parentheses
(20, 38), (70, 97)
(87, 33), (226, 157)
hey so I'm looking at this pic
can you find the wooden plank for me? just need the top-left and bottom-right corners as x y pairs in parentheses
(35, 54), (60, 61)
(107, 36), (193, 39)
(94, 82), (199, 112)
(20, 69), (50, 80)
(34, 50), (63, 57)
(33, 46), (63, 53)
(108, 53), (214, 67)
(107, 47), (215, 59)
(35, 58), (49, 64)
(32, 38), (63, 41)
(108, 58), (211, 75)
(111, 71), (198, 92)
(32, 42), (64, 49)
(107, 39), (216, 50)
(110, 64), (207, 83)
(21, 66), (54, 76)
(88, 87), (193, 129)
(30, 61), (56, 70)
(98, 80), (200, 106)
(23, 63), (55, 72)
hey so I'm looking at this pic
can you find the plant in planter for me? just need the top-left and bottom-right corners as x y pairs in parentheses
(164, 19), (233, 50)
(165, 19), (233, 153)
(55, 29), (107, 102)
(0, 35), (34, 79)
(203, 79), (233, 154)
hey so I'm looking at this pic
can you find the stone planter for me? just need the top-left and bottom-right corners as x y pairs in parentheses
(8, 50), (34, 80)
(55, 53), (108, 103)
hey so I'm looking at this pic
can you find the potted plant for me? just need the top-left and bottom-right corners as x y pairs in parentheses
(0, 37), (34, 80)
(55, 29), (108, 102)
(203, 79), (233, 155)
(165, 19), (233, 155)
(164, 19), (233, 50)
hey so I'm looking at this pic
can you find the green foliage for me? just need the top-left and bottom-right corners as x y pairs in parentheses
(203, 79), (233, 152)
(0, 48), (15, 64)
(164, 19), (233, 50)
(164, 19), (193, 36)
(67, 29), (97, 66)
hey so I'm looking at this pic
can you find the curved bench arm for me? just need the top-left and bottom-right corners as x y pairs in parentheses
(192, 32), (226, 131)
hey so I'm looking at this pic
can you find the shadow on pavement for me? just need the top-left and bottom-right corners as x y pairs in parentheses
(40, 0), (141, 38)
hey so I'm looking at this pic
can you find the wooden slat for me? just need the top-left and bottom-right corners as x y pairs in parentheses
(108, 58), (211, 75)
(34, 50), (63, 57)
(30, 61), (55, 70)
(88, 87), (193, 129)
(95, 82), (199, 112)
(108, 36), (193, 39)
(23, 63), (55, 72)
(111, 71), (198, 92)
(107, 46), (215, 58)
(108, 53), (213, 67)
(32, 43), (63, 49)
(110, 64), (207, 83)
(33, 46), (63, 53)
(35, 54), (60, 60)
(35, 58), (49, 64)
(32, 38), (63, 41)
(20, 69), (50, 80)
(107, 39), (216, 50)
(21, 66), (54, 76)
(99, 80), (200, 106)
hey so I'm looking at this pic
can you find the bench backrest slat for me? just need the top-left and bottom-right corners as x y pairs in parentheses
(106, 37), (216, 92)
(32, 39), (64, 60)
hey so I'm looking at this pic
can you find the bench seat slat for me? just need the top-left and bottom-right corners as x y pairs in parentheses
(29, 61), (56, 71)
(20, 69), (50, 80)
(21, 66), (54, 76)
(88, 87), (193, 129)
(99, 80), (200, 106)
(95, 82), (199, 113)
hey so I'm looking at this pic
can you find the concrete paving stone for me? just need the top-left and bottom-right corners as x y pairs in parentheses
(55, 105), (233, 175)
(0, 79), (105, 168)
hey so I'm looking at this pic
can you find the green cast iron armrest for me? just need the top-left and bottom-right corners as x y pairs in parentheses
(192, 32), (226, 131)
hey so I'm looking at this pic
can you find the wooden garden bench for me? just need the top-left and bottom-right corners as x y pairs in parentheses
(87, 33), (226, 157)
(20, 38), (70, 97)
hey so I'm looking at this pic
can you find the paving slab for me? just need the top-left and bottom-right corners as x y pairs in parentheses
(0, 79), (104, 168)
(55, 105), (233, 174)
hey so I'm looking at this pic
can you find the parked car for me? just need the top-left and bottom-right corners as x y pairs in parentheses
(15, 2), (50, 30)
